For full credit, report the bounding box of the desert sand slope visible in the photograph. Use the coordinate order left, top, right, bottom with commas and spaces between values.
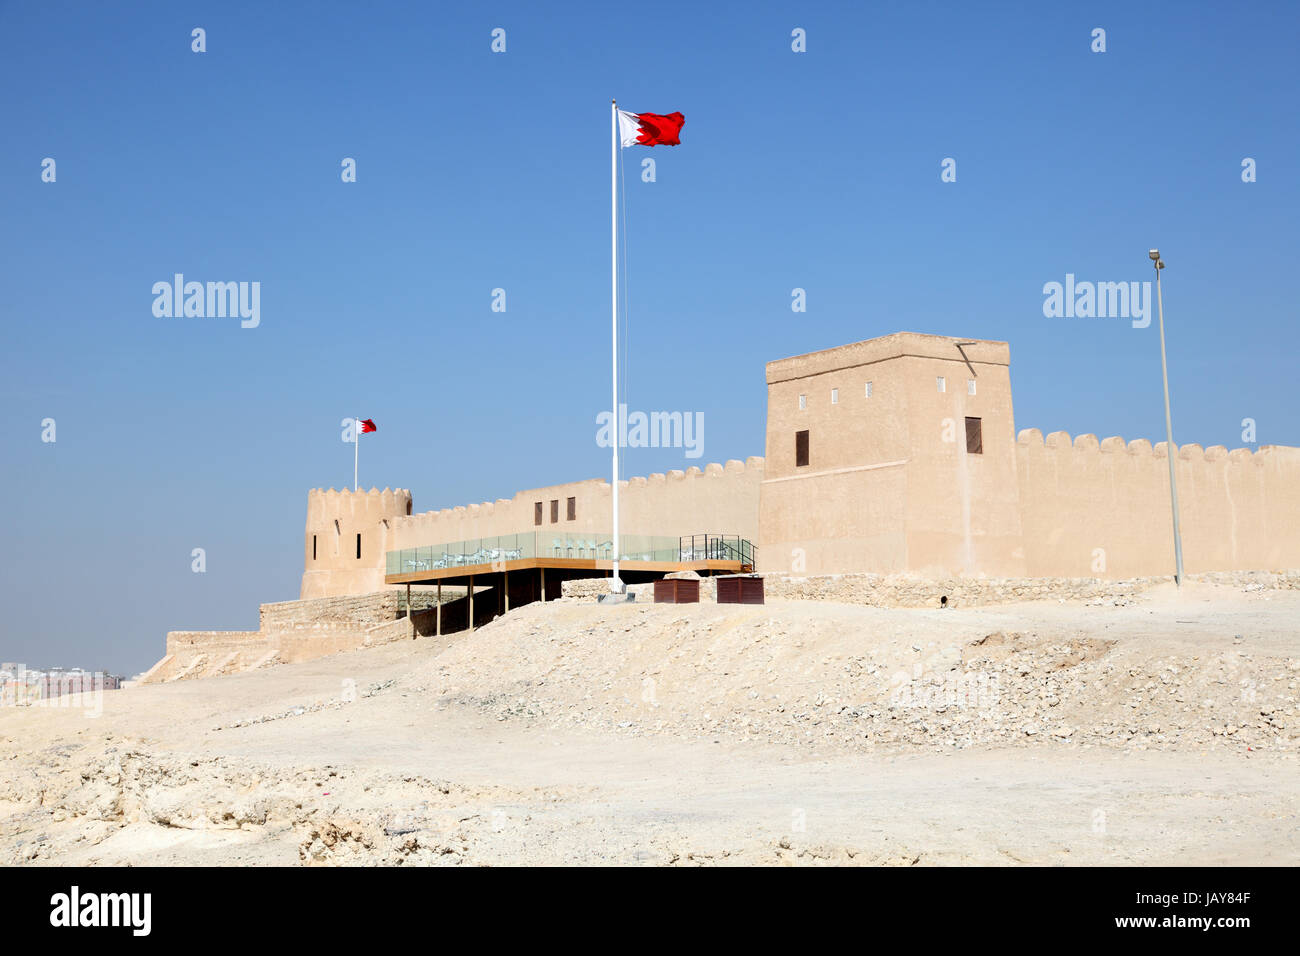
2, 582, 1296, 866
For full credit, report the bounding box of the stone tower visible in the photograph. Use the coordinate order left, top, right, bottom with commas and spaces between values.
758, 332, 1027, 577
300, 487, 412, 599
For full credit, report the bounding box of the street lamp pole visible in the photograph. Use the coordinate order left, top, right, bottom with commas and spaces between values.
1150, 249, 1185, 586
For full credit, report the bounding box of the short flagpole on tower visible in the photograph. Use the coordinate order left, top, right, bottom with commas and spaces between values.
354, 416, 360, 491
610, 97, 623, 594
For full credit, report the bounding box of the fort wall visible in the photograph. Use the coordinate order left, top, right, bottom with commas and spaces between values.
152, 330, 1300, 685
146, 589, 453, 684
757, 331, 1300, 580
300, 488, 411, 599
301, 463, 763, 600
1016, 430, 1300, 578
759, 333, 1024, 577
387, 458, 764, 554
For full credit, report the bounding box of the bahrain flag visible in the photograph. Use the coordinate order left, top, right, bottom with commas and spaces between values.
617, 110, 685, 147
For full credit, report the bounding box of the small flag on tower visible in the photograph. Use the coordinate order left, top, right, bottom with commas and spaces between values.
617, 110, 685, 147
352, 417, 376, 490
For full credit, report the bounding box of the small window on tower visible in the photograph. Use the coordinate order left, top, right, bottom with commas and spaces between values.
831, 388, 839, 405
550, 499, 559, 523
567, 496, 576, 520
795, 429, 809, 467
937, 376, 946, 393
968, 379, 977, 396
356, 533, 362, 559
312, 535, 317, 560
535, 502, 543, 526
798, 394, 806, 410
865, 381, 873, 398
965, 417, 983, 454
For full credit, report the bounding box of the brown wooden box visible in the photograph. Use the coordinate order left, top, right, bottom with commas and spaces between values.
654, 578, 700, 604
716, 575, 765, 605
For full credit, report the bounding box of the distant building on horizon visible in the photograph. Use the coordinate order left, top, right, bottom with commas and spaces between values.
1, 663, 123, 705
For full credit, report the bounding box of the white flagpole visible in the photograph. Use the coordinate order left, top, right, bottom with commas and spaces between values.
354, 417, 359, 491
610, 98, 623, 593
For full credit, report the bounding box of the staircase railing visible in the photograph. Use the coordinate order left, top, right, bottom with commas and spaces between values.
678, 534, 756, 570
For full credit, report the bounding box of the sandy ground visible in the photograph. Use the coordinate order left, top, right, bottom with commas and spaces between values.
2, 581, 1297, 865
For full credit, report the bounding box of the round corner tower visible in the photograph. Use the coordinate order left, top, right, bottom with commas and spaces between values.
300, 487, 413, 599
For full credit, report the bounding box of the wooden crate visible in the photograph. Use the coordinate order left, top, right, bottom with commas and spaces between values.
716, 575, 765, 605
654, 578, 700, 604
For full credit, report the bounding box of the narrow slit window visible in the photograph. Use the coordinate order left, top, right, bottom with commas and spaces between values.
550, 499, 559, 523
356, 533, 362, 559
967, 379, 977, 396
795, 429, 809, 467
937, 376, 946, 393
865, 381, 873, 398
567, 496, 576, 520
831, 387, 839, 405
312, 535, 317, 560
535, 501, 543, 526
965, 417, 983, 454
798, 394, 806, 410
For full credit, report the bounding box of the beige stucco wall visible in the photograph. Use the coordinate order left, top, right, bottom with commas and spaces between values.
900, 349, 1026, 578
300, 488, 411, 599
302, 462, 764, 599
759, 335, 910, 575
386, 458, 762, 555
1017, 430, 1300, 577
147, 591, 454, 683
757, 330, 1300, 579
758, 332, 1025, 577
300, 332, 1300, 595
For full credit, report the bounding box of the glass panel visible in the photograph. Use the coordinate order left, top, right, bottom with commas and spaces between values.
388, 531, 754, 574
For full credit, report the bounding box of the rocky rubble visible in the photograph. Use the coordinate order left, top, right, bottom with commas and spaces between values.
561, 569, 1300, 608
427, 597, 1300, 757
564, 572, 1300, 608
0, 745, 531, 866
213, 679, 397, 730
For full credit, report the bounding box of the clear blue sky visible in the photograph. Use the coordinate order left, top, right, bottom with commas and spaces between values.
3, 1, 1297, 674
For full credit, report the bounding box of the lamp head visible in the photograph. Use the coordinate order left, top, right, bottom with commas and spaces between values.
1148, 249, 1160, 261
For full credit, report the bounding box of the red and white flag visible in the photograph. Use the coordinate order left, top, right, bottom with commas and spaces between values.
617, 110, 685, 147
351, 418, 376, 490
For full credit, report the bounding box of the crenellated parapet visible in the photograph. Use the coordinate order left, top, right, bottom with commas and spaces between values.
1016, 428, 1288, 466
301, 487, 413, 599
379, 458, 766, 560
307, 486, 413, 523
1015, 427, 1300, 577
398, 458, 765, 523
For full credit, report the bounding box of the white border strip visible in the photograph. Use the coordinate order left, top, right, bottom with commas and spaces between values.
762, 459, 909, 484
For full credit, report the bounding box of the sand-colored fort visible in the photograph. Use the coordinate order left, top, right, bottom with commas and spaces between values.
308, 331, 1300, 589
143, 331, 1300, 682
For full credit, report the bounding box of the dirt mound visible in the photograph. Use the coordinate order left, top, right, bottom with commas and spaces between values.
3, 584, 1297, 866
417, 598, 1298, 755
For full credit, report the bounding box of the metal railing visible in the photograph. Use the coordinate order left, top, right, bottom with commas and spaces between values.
678, 534, 756, 569
387, 532, 756, 575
